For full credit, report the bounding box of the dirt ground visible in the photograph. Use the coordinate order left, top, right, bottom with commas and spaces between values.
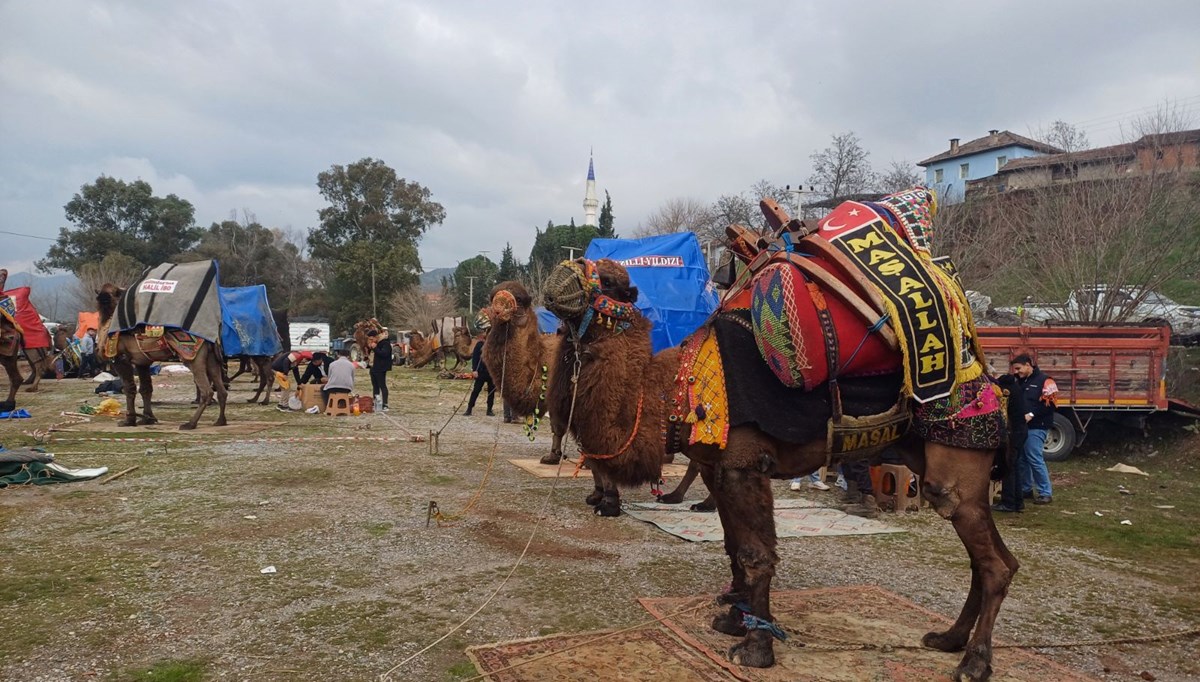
1, 368, 1198, 681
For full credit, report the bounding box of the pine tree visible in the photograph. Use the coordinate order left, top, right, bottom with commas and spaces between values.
497, 242, 521, 281
598, 190, 616, 238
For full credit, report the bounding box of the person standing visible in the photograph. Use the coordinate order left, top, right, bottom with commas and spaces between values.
464, 334, 495, 416
1011, 354, 1057, 504
992, 370, 1028, 513
78, 328, 97, 378
367, 329, 392, 411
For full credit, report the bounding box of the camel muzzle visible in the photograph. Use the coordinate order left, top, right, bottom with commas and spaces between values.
543, 261, 590, 320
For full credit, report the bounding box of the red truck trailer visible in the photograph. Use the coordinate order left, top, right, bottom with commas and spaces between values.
975, 324, 1196, 461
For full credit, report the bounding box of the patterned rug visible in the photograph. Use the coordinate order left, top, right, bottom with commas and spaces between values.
466, 627, 731, 681
639, 586, 1096, 682
506, 458, 691, 479
622, 498, 903, 542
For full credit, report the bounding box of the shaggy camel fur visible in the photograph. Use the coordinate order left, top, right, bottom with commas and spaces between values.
543, 259, 1016, 681
0, 270, 22, 410
96, 283, 229, 430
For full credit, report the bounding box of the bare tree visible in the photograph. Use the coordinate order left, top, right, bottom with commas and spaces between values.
387, 285, 456, 330
1031, 120, 1089, 153
633, 197, 716, 239
942, 173, 1200, 320
70, 252, 145, 314
1121, 98, 1196, 140
877, 160, 924, 194
808, 131, 876, 200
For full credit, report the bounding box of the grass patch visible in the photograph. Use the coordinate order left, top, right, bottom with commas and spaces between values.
446, 660, 478, 680
364, 521, 394, 537
116, 658, 207, 682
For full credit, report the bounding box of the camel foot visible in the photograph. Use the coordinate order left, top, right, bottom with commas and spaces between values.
24, 385, 39, 393
656, 490, 685, 504
711, 609, 748, 637
213, 418, 228, 427
663, 452, 675, 464
539, 452, 563, 465
922, 629, 969, 653
246, 397, 259, 403
690, 496, 716, 512
179, 423, 197, 431
953, 645, 993, 682
120, 420, 138, 427
729, 636, 775, 668
136, 416, 158, 426
585, 487, 604, 506
260, 399, 271, 406
594, 497, 621, 517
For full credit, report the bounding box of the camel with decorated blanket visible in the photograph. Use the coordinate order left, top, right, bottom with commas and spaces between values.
96, 260, 229, 430
525, 188, 1015, 681
0, 270, 24, 411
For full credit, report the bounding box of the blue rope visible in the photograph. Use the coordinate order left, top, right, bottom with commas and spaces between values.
839, 313, 891, 375
733, 601, 788, 641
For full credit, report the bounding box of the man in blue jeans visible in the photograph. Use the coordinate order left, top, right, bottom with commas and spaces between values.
1011, 354, 1057, 504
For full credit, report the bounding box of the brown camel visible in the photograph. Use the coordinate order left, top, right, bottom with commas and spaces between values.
353, 318, 383, 367
407, 326, 473, 370
96, 283, 229, 430
479, 282, 567, 466
406, 330, 437, 368
228, 308, 290, 405
541, 257, 1015, 680
0, 270, 22, 411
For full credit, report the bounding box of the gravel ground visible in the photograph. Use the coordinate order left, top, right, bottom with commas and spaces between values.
0, 369, 1197, 681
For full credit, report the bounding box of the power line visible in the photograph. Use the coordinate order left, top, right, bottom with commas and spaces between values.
0, 228, 56, 241
1068, 94, 1200, 127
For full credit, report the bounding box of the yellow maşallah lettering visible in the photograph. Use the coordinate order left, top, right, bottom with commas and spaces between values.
898, 276, 924, 295
879, 260, 906, 277
920, 352, 947, 374
906, 290, 934, 309
847, 230, 884, 253
868, 249, 896, 266
920, 334, 946, 353
915, 310, 938, 330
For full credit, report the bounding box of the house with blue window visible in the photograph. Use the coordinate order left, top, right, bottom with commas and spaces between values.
918, 130, 1062, 204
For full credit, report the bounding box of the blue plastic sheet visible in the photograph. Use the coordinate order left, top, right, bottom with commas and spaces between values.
584, 233, 718, 353
219, 285, 283, 357
534, 307, 561, 334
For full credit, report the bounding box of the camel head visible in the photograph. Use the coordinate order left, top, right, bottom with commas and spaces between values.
96, 283, 125, 323
543, 258, 639, 330
482, 280, 534, 326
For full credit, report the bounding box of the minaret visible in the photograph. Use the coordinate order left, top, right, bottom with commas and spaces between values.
582, 152, 598, 227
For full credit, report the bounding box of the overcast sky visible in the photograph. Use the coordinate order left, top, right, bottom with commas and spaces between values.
3, 0, 1199, 275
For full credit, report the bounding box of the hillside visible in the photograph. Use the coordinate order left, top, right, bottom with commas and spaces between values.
1, 270, 78, 321
418, 267, 454, 293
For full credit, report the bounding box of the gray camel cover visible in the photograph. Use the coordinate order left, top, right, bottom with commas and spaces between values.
116, 260, 222, 343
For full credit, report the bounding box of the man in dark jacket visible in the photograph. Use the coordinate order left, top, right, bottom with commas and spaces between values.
367, 330, 392, 411
1011, 353, 1057, 504
993, 370, 1028, 513
464, 334, 494, 416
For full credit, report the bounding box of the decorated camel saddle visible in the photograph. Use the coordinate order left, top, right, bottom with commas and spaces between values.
671, 187, 1004, 459
0, 293, 21, 356
100, 260, 223, 362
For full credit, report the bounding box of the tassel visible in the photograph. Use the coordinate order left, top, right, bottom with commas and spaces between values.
685, 411, 698, 424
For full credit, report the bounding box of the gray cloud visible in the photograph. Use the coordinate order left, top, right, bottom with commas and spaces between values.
3, 0, 1198, 274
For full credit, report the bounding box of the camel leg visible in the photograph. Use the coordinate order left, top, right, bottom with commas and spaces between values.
714, 464, 779, 669
2, 356, 21, 408
181, 348, 214, 430
540, 411, 565, 465
210, 353, 229, 426
657, 459, 698, 504
256, 357, 275, 405
228, 357, 248, 382
22, 350, 45, 391
708, 463, 751, 638
595, 473, 622, 517
585, 467, 604, 507
920, 443, 1017, 682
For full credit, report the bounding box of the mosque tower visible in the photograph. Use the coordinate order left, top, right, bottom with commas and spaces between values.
582, 152, 598, 227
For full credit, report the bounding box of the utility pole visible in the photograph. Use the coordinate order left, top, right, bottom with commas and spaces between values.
785, 184, 818, 219
371, 262, 377, 319
465, 276, 478, 315
561, 245, 583, 261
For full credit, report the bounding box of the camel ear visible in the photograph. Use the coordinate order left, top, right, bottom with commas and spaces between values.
116, 287, 125, 298
96, 289, 103, 296
627, 286, 639, 302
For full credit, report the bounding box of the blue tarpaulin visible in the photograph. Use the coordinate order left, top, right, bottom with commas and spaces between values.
534, 307, 561, 334
219, 285, 282, 357
584, 233, 718, 353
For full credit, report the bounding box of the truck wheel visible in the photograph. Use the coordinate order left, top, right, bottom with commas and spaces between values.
1042, 413, 1077, 462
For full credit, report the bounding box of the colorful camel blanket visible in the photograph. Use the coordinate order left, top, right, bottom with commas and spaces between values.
816, 189, 984, 403
116, 260, 222, 344
0, 286, 50, 349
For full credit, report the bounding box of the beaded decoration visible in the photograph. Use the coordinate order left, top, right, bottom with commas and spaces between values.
523, 364, 549, 442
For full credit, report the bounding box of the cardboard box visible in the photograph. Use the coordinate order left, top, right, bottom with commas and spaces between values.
297, 384, 324, 411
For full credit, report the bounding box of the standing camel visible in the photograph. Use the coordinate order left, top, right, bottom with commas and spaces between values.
96, 283, 229, 430
227, 308, 290, 404
0, 270, 22, 411
540, 251, 1014, 680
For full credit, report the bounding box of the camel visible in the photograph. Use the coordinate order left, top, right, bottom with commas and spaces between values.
353, 318, 383, 367
407, 326, 473, 369
540, 255, 1015, 680
227, 308, 290, 404
0, 270, 22, 411
96, 283, 229, 430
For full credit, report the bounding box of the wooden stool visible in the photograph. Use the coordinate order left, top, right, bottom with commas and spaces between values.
874, 463, 921, 513
325, 393, 353, 417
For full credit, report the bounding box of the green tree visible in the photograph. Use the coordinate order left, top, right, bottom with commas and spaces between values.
180, 216, 308, 307
306, 158, 445, 329
452, 255, 500, 312
528, 222, 600, 277
598, 190, 616, 238
497, 242, 522, 282
38, 176, 201, 273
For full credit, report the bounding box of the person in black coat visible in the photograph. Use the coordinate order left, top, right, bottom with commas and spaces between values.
464, 335, 494, 416
367, 330, 393, 411
1012, 353, 1057, 504
993, 369, 1028, 513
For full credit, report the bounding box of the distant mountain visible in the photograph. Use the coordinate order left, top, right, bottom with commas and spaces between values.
1, 271, 79, 321
419, 267, 455, 293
